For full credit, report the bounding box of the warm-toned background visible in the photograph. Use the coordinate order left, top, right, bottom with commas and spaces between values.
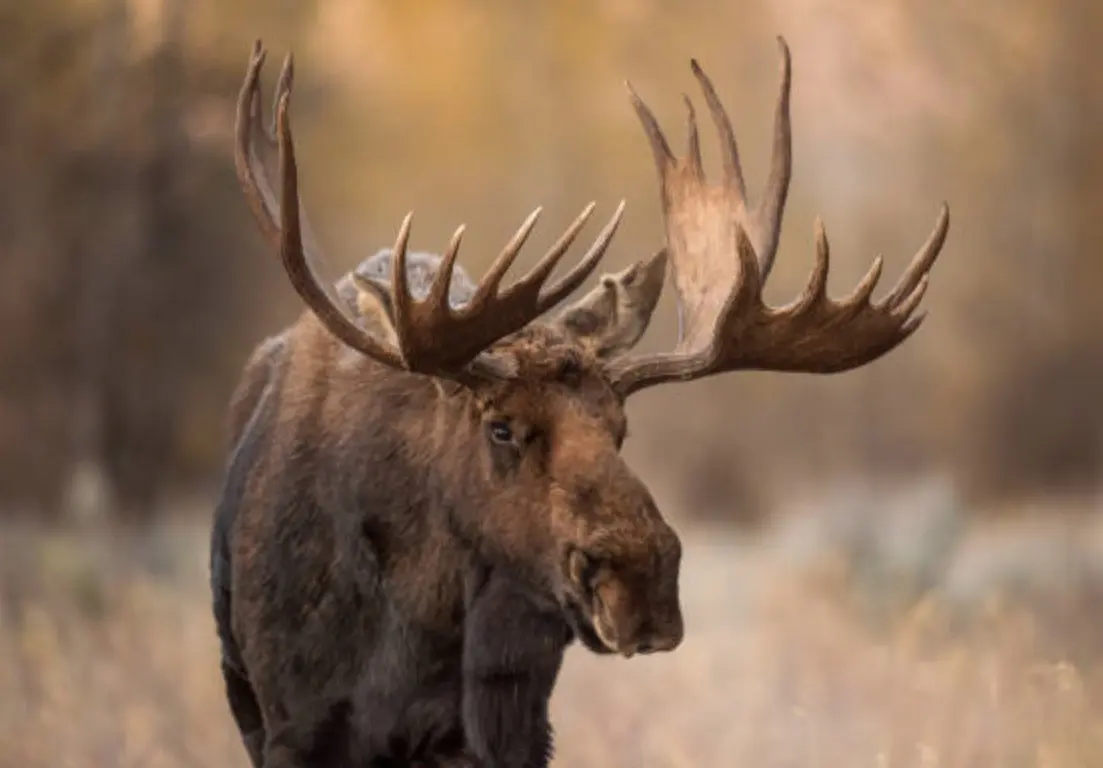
4, 1, 1103, 766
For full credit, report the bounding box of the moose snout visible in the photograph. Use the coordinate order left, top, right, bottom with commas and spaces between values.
614, 589, 685, 658
618, 620, 684, 658
638, 620, 684, 654
639, 521, 685, 655
589, 570, 685, 658
635, 604, 685, 655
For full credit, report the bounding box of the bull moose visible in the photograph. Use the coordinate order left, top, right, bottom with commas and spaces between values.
211, 36, 949, 768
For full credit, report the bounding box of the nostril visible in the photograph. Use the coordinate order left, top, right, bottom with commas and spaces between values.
636, 640, 654, 654
647, 628, 683, 653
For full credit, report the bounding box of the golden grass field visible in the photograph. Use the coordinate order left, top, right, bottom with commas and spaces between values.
4, 497, 1103, 768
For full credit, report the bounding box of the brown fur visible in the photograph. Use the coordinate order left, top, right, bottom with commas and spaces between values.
211, 253, 681, 767
225, 332, 287, 453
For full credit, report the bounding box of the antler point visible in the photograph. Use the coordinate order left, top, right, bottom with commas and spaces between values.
902, 311, 927, 335
248, 43, 267, 74
275, 91, 292, 132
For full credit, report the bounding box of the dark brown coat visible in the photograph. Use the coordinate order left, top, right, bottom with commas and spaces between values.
211, 250, 679, 768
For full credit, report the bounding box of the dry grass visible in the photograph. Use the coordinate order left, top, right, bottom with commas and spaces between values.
3, 510, 1103, 768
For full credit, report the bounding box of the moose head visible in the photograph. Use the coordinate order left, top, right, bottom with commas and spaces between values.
232, 38, 948, 658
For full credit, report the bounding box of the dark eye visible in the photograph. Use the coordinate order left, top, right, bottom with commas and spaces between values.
488, 421, 513, 444
568, 548, 600, 588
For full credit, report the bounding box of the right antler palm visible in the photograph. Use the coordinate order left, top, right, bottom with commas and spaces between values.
605, 37, 950, 397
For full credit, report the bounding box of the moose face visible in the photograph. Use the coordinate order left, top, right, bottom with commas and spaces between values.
462, 325, 684, 657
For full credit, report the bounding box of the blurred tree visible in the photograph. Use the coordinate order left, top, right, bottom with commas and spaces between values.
0, 0, 264, 519
936, 0, 1103, 504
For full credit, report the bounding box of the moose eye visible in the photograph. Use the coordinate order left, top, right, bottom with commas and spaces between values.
488, 421, 513, 444
568, 548, 601, 589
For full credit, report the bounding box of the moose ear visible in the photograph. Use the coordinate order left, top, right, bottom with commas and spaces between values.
351, 273, 398, 346
553, 249, 667, 359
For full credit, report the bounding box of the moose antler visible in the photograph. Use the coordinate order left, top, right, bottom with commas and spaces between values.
234, 42, 330, 267
235, 41, 625, 380
605, 37, 950, 396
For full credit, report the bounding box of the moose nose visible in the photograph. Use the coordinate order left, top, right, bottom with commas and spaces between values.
637, 634, 681, 654
635, 620, 684, 655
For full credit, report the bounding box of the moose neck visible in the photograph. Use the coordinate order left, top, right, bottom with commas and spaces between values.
330, 361, 492, 516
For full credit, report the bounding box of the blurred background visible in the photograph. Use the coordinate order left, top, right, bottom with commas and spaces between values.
4, 0, 1103, 766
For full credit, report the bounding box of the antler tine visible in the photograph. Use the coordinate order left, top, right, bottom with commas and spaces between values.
894, 274, 930, 320
538, 200, 627, 312
384, 200, 624, 373
626, 81, 676, 186
235, 42, 329, 270
387, 212, 418, 364
463, 200, 623, 315
756, 36, 794, 277
273, 74, 405, 369
689, 40, 792, 278
240, 42, 626, 382
882, 202, 950, 308
427, 224, 467, 312
689, 58, 747, 202
682, 96, 704, 182
271, 52, 295, 142
234, 41, 280, 248
839, 254, 884, 316
516, 202, 597, 287
787, 217, 831, 315
241, 40, 284, 148
604, 37, 950, 397
470, 207, 544, 307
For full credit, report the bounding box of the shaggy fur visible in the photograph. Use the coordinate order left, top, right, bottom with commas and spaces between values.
211, 251, 680, 767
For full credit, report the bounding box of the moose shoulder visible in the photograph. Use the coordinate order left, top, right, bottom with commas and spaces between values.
212, 36, 949, 768
212, 245, 665, 767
